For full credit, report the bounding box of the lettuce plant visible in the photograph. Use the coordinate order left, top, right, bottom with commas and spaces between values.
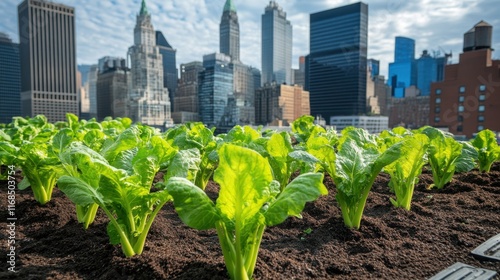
333, 128, 402, 229
385, 134, 429, 210
57, 127, 176, 257
418, 126, 477, 189
165, 144, 327, 280
163, 122, 218, 190
471, 129, 500, 172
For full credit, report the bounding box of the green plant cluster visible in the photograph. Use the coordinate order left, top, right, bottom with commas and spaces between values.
1, 114, 498, 280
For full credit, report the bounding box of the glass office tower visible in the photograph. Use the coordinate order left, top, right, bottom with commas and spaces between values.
156, 31, 178, 111
261, 1, 292, 85
388, 36, 416, 98
307, 2, 368, 122
0, 34, 21, 124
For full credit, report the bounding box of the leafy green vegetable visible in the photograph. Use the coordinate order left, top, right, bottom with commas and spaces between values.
418, 126, 477, 189
385, 134, 429, 210
333, 128, 401, 229
471, 129, 500, 172
165, 144, 327, 280
57, 127, 176, 257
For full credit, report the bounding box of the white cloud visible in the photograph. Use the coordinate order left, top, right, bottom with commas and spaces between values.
0, 0, 499, 78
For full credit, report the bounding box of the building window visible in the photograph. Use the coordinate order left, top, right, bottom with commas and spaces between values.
459, 86, 465, 93
435, 107, 440, 113
435, 89, 442, 95
459, 96, 465, 102
478, 125, 484, 131
435, 97, 441, 104
434, 117, 440, 123
458, 105, 464, 112
457, 125, 463, 132
478, 115, 484, 122
458, 115, 463, 122
479, 105, 485, 112
479, 94, 486, 101
479, 85, 486, 92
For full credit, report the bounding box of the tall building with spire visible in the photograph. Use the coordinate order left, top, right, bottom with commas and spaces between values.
128, 0, 172, 127
18, 0, 78, 122
220, 0, 240, 62
261, 1, 292, 85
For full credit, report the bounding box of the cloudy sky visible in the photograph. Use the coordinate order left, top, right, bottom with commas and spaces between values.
0, 0, 499, 78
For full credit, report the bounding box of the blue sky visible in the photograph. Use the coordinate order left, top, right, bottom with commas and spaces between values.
0, 0, 499, 78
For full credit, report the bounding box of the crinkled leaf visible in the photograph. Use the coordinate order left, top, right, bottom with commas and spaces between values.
455, 141, 478, 172
265, 173, 327, 226
165, 149, 201, 183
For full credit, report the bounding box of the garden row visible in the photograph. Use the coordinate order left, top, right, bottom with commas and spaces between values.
1, 114, 499, 280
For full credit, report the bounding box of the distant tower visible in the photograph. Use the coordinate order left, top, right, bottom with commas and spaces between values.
388, 37, 416, 98
156, 31, 178, 111
220, 0, 240, 62
128, 0, 172, 127
198, 53, 233, 127
0, 33, 21, 124
18, 0, 78, 122
96, 57, 129, 121
261, 1, 292, 85
307, 2, 368, 122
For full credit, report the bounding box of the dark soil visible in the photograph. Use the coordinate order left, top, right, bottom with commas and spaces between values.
1, 164, 500, 280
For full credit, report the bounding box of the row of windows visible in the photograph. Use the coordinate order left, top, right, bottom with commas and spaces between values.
34, 93, 77, 101
434, 115, 485, 123
435, 94, 487, 104
435, 85, 486, 95
434, 117, 485, 132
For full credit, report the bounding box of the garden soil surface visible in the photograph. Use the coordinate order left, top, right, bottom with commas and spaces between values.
1, 164, 500, 280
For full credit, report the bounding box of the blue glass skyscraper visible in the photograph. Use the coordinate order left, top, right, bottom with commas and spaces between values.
416, 50, 437, 96
307, 2, 368, 122
0, 33, 21, 124
198, 53, 233, 127
261, 1, 292, 85
388, 36, 416, 98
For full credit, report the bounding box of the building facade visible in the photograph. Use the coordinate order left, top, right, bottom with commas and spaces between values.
307, 2, 368, 123
388, 36, 416, 98
261, 1, 292, 85
0, 33, 21, 124
96, 57, 129, 121
128, 0, 172, 127
156, 31, 178, 111
172, 61, 203, 123
255, 83, 310, 126
220, 0, 239, 62
18, 0, 78, 122
430, 21, 499, 138
330, 116, 388, 134
87, 64, 98, 118
198, 53, 233, 127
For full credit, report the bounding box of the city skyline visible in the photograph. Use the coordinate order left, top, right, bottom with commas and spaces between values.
0, 0, 499, 78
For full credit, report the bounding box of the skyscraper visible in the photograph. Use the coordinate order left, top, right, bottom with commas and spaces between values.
128, 0, 172, 127
220, 0, 239, 62
96, 57, 129, 121
18, 0, 78, 122
198, 53, 233, 127
307, 2, 368, 122
0, 33, 21, 124
172, 61, 203, 123
261, 1, 292, 85
388, 37, 416, 98
156, 31, 178, 111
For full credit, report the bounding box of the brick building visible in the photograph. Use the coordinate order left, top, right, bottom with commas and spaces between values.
430, 21, 500, 138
